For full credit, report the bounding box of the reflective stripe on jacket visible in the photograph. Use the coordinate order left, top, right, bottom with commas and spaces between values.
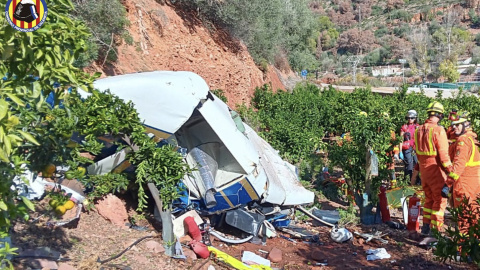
414, 119, 452, 168
448, 131, 480, 181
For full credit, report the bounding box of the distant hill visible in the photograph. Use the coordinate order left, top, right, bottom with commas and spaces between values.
312, 0, 480, 85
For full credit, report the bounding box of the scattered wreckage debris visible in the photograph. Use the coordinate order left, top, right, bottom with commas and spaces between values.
298, 206, 335, 227
366, 248, 391, 261
79, 71, 322, 251
331, 226, 353, 243
10, 71, 405, 269
354, 231, 389, 245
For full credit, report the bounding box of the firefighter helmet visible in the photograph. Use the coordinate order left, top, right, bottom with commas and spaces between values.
426, 101, 444, 114
448, 109, 458, 121
451, 111, 470, 125
406, 110, 417, 119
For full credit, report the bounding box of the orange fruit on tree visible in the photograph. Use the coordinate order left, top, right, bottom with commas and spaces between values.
63, 200, 75, 210
55, 205, 67, 216
42, 164, 56, 178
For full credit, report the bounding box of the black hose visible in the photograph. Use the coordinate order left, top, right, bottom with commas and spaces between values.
12, 255, 71, 261
100, 264, 133, 270
97, 235, 158, 264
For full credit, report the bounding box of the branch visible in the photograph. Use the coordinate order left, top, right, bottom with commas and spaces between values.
89, 30, 119, 65
102, 33, 115, 67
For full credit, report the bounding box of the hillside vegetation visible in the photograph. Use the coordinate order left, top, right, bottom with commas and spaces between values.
68, 0, 480, 89
159, 0, 480, 85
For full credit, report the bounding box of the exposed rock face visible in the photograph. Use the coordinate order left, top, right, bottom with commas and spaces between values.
88, 0, 288, 108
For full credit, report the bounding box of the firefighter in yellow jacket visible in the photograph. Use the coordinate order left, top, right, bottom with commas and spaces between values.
415, 101, 452, 234
445, 111, 480, 236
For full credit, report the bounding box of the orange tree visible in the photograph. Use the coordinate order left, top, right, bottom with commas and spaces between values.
0, 0, 97, 266
247, 83, 473, 224
0, 0, 190, 266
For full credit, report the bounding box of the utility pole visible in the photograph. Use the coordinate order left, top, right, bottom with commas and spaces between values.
344, 55, 362, 85
399, 59, 406, 84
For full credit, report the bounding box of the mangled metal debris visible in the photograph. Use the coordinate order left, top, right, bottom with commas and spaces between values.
82, 71, 316, 243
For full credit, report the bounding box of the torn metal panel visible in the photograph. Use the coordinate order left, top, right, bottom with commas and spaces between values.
196, 95, 259, 177
87, 148, 131, 175
244, 124, 314, 206
82, 71, 312, 218
90, 71, 210, 135
202, 177, 260, 214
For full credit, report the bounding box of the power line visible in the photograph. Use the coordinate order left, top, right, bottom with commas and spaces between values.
344, 55, 363, 85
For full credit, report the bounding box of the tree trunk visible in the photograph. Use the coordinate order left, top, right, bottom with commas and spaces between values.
148, 183, 175, 256
355, 193, 379, 225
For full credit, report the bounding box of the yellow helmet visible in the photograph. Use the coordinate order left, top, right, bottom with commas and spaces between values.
426, 101, 444, 114
451, 111, 470, 125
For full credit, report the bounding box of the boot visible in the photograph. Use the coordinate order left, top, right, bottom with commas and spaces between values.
421, 223, 431, 236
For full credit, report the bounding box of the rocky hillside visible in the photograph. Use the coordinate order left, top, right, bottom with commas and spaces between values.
87, 0, 289, 108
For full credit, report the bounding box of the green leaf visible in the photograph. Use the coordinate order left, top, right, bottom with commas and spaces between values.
17, 130, 40, 145
7, 134, 22, 144
0, 200, 7, 211
20, 40, 26, 58
35, 49, 44, 60
3, 135, 11, 155
27, 32, 33, 45
35, 64, 44, 78
32, 81, 41, 98
45, 54, 53, 65
36, 94, 45, 111
21, 196, 35, 211
0, 99, 8, 121
0, 147, 8, 162
5, 93, 25, 107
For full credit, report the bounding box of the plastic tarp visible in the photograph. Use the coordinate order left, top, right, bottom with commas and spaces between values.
90, 71, 210, 134
386, 186, 422, 208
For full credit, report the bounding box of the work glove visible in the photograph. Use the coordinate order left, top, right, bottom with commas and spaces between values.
444, 165, 453, 174
441, 184, 450, 198
446, 176, 455, 187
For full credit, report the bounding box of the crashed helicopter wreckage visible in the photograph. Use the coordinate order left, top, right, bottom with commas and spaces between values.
80, 71, 315, 241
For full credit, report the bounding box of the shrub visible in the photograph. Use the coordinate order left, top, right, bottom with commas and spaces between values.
73, 37, 99, 68
338, 204, 359, 226
434, 197, 480, 265
393, 24, 410, 38
172, 0, 320, 71
465, 66, 476, 75
375, 27, 389, 38
289, 50, 320, 72
475, 33, 480, 46
371, 5, 384, 16
470, 9, 480, 28
390, 10, 412, 22
211, 89, 228, 103
72, 0, 130, 66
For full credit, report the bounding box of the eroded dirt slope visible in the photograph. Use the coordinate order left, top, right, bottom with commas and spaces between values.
88, 0, 288, 108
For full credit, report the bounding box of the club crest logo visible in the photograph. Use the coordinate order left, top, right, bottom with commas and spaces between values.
5, 0, 48, 32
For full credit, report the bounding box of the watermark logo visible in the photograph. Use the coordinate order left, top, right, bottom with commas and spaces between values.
5, 0, 48, 32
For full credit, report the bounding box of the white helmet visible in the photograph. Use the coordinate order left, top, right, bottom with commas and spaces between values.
406, 110, 417, 118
